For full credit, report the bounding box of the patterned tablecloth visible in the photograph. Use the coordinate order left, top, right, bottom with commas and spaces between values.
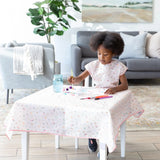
4, 86, 144, 152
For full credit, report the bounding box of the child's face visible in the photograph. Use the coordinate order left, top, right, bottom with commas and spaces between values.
97, 45, 114, 65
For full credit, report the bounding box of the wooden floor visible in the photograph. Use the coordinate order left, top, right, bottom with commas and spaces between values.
1, 130, 160, 160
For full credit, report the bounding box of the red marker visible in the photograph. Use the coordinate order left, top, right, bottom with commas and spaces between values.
80, 95, 113, 100
80, 97, 95, 100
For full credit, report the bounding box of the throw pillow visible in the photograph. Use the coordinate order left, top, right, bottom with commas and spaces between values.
146, 32, 160, 58
5, 42, 14, 48
11, 40, 19, 47
119, 32, 147, 59
4, 40, 18, 48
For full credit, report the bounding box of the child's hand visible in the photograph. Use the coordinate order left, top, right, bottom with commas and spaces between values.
104, 88, 117, 94
67, 76, 79, 84
68, 76, 74, 84
67, 70, 88, 85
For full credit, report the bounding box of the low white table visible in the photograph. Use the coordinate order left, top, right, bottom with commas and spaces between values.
5, 85, 143, 160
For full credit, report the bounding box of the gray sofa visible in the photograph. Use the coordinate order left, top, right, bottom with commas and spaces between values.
71, 31, 160, 79
0, 42, 55, 103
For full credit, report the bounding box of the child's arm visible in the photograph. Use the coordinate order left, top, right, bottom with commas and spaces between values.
104, 74, 128, 94
68, 70, 90, 84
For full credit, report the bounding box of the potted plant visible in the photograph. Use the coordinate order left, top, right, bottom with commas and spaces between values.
27, 0, 80, 74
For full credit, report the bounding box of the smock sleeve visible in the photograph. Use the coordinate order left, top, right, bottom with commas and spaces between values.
85, 60, 98, 77
119, 62, 128, 76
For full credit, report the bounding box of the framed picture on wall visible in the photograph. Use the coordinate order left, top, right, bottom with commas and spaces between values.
82, 0, 153, 23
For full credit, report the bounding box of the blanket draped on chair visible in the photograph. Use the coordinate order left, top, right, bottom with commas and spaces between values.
13, 44, 43, 80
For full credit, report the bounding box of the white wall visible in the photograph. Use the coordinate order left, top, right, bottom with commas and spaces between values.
0, 0, 160, 75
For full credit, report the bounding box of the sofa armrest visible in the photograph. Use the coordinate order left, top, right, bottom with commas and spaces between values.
71, 44, 82, 76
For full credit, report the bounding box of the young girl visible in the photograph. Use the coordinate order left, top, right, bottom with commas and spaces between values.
68, 31, 128, 155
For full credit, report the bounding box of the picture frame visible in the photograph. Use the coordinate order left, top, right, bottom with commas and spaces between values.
82, 0, 153, 23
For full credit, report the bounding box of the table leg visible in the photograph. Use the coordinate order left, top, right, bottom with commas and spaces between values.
120, 121, 126, 157
6, 89, 9, 104
21, 132, 29, 160
55, 135, 60, 148
84, 76, 89, 87
99, 142, 107, 160
75, 138, 79, 149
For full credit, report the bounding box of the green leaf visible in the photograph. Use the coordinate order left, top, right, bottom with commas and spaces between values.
31, 18, 42, 26
44, 0, 51, 3
62, 26, 68, 31
56, 30, 64, 35
38, 30, 46, 36
60, 23, 69, 30
73, 2, 81, 12
49, 3, 59, 17
34, 2, 42, 7
62, 18, 69, 25
34, 0, 49, 7
58, 10, 63, 18
34, 27, 46, 36
33, 27, 40, 34
62, 5, 67, 11
67, 14, 76, 21
28, 8, 40, 16
71, 0, 79, 2
26, 12, 32, 16
46, 17, 54, 23
49, 30, 57, 36
38, 7, 44, 15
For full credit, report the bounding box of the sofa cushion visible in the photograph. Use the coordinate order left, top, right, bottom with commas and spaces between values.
126, 58, 160, 71
146, 32, 160, 58
119, 59, 127, 66
119, 32, 147, 59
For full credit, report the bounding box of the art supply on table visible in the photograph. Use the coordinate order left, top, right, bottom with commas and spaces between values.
95, 95, 113, 100
53, 74, 63, 93
63, 86, 73, 92
80, 95, 113, 100
80, 97, 95, 100
71, 69, 74, 87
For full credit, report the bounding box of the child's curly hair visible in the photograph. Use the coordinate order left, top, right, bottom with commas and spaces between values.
90, 31, 124, 56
